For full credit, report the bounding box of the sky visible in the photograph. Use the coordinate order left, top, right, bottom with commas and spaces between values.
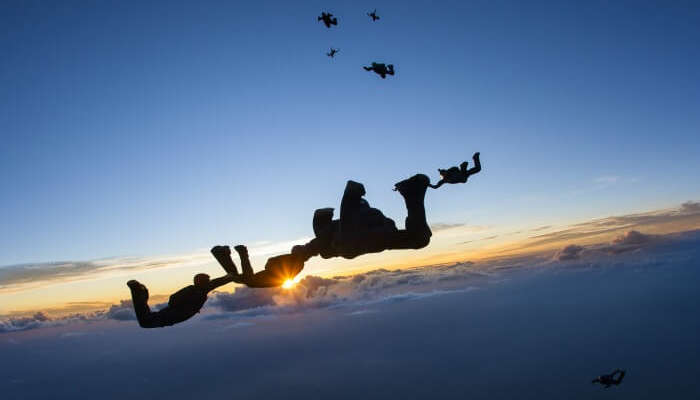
1, 0, 700, 314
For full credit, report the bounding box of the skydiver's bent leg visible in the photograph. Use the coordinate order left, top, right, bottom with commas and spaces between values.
234, 245, 254, 277
127, 280, 169, 328
388, 174, 432, 250
211, 246, 239, 275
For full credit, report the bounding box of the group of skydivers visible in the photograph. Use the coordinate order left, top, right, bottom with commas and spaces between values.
319, 9, 396, 79
125, 151, 625, 388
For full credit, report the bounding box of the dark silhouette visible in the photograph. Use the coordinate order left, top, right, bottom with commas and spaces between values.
363, 62, 395, 79
127, 273, 235, 328
318, 12, 338, 28
367, 9, 380, 21
429, 152, 482, 189
592, 369, 626, 388
211, 245, 307, 288
327, 48, 340, 58
211, 155, 482, 288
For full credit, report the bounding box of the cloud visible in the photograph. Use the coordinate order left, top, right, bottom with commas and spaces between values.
0, 311, 98, 333
598, 230, 658, 254
530, 225, 552, 232
523, 201, 700, 249
552, 230, 660, 261
430, 223, 465, 232
555, 244, 585, 261
104, 300, 136, 321
681, 201, 700, 213
4, 228, 700, 334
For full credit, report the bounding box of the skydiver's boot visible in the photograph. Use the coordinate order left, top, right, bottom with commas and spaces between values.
211, 246, 239, 276
387, 65, 395, 75
393, 174, 432, 249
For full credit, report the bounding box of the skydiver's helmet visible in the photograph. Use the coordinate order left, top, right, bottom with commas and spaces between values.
194, 273, 210, 288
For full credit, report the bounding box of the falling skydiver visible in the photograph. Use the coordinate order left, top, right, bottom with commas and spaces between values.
327, 48, 340, 58
592, 369, 626, 388
318, 12, 338, 28
429, 152, 481, 189
363, 62, 395, 79
211, 154, 482, 287
367, 9, 380, 21
127, 272, 236, 328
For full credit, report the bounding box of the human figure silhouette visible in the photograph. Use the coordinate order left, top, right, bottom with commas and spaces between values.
327, 48, 340, 58
363, 62, 395, 78
211, 245, 307, 288
429, 152, 482, 189
127, 272, 235, 328
211, 155, 482, 288
592, 369, 626, 388
367, 9, 380, 21
318, 12, 338, 28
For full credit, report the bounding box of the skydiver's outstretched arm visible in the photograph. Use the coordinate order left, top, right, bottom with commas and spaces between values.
466, 152, 481, 176
363, 66, 372, 71
206, 274, 237, 293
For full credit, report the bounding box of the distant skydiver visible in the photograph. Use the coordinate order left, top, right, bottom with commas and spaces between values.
363, 62, 394, 78
127, 273, 235, 328
428, 152, 482, 189
318, 12, 338, 28
592, 369, 626, 388
367, 9, 380, 21
327, 48, 340, 58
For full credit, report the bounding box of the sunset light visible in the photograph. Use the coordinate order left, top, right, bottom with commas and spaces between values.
281, 279, 296, 289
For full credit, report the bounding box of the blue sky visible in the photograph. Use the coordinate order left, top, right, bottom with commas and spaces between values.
2, 0, 699, 266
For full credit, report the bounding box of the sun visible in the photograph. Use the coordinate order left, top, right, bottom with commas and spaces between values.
281, 279, 296, 289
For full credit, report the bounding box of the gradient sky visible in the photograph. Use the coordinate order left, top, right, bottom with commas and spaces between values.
2, 1, 699, 271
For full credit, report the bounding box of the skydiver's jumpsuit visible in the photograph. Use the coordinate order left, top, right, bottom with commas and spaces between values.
128, 284, 208, 328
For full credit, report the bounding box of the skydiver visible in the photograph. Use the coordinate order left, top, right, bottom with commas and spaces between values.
592, 369, 626, 388
367, 9, 380, 21
126, 271, 236, 328
318, 12, 338, 28
327, 48, 340, 58
363, 62, 395, 79
428, 152, 482, 189
211, 245, 307, 288
211, 154, 482, 288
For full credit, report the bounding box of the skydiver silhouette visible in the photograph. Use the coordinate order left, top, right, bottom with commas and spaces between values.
211, 154, 482, 288
367, 9, 380, 21
318, 12, 338, 28
363, 62, 395, 79
127, 272, 235, 328
299, 173, 437, 260
327, 48, 340, 58
429, 152, 482, 189
592, 369, 626, 388
211, 245, 307, 288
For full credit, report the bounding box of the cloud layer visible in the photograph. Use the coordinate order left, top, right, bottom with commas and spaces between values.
6, 225, 699, 333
